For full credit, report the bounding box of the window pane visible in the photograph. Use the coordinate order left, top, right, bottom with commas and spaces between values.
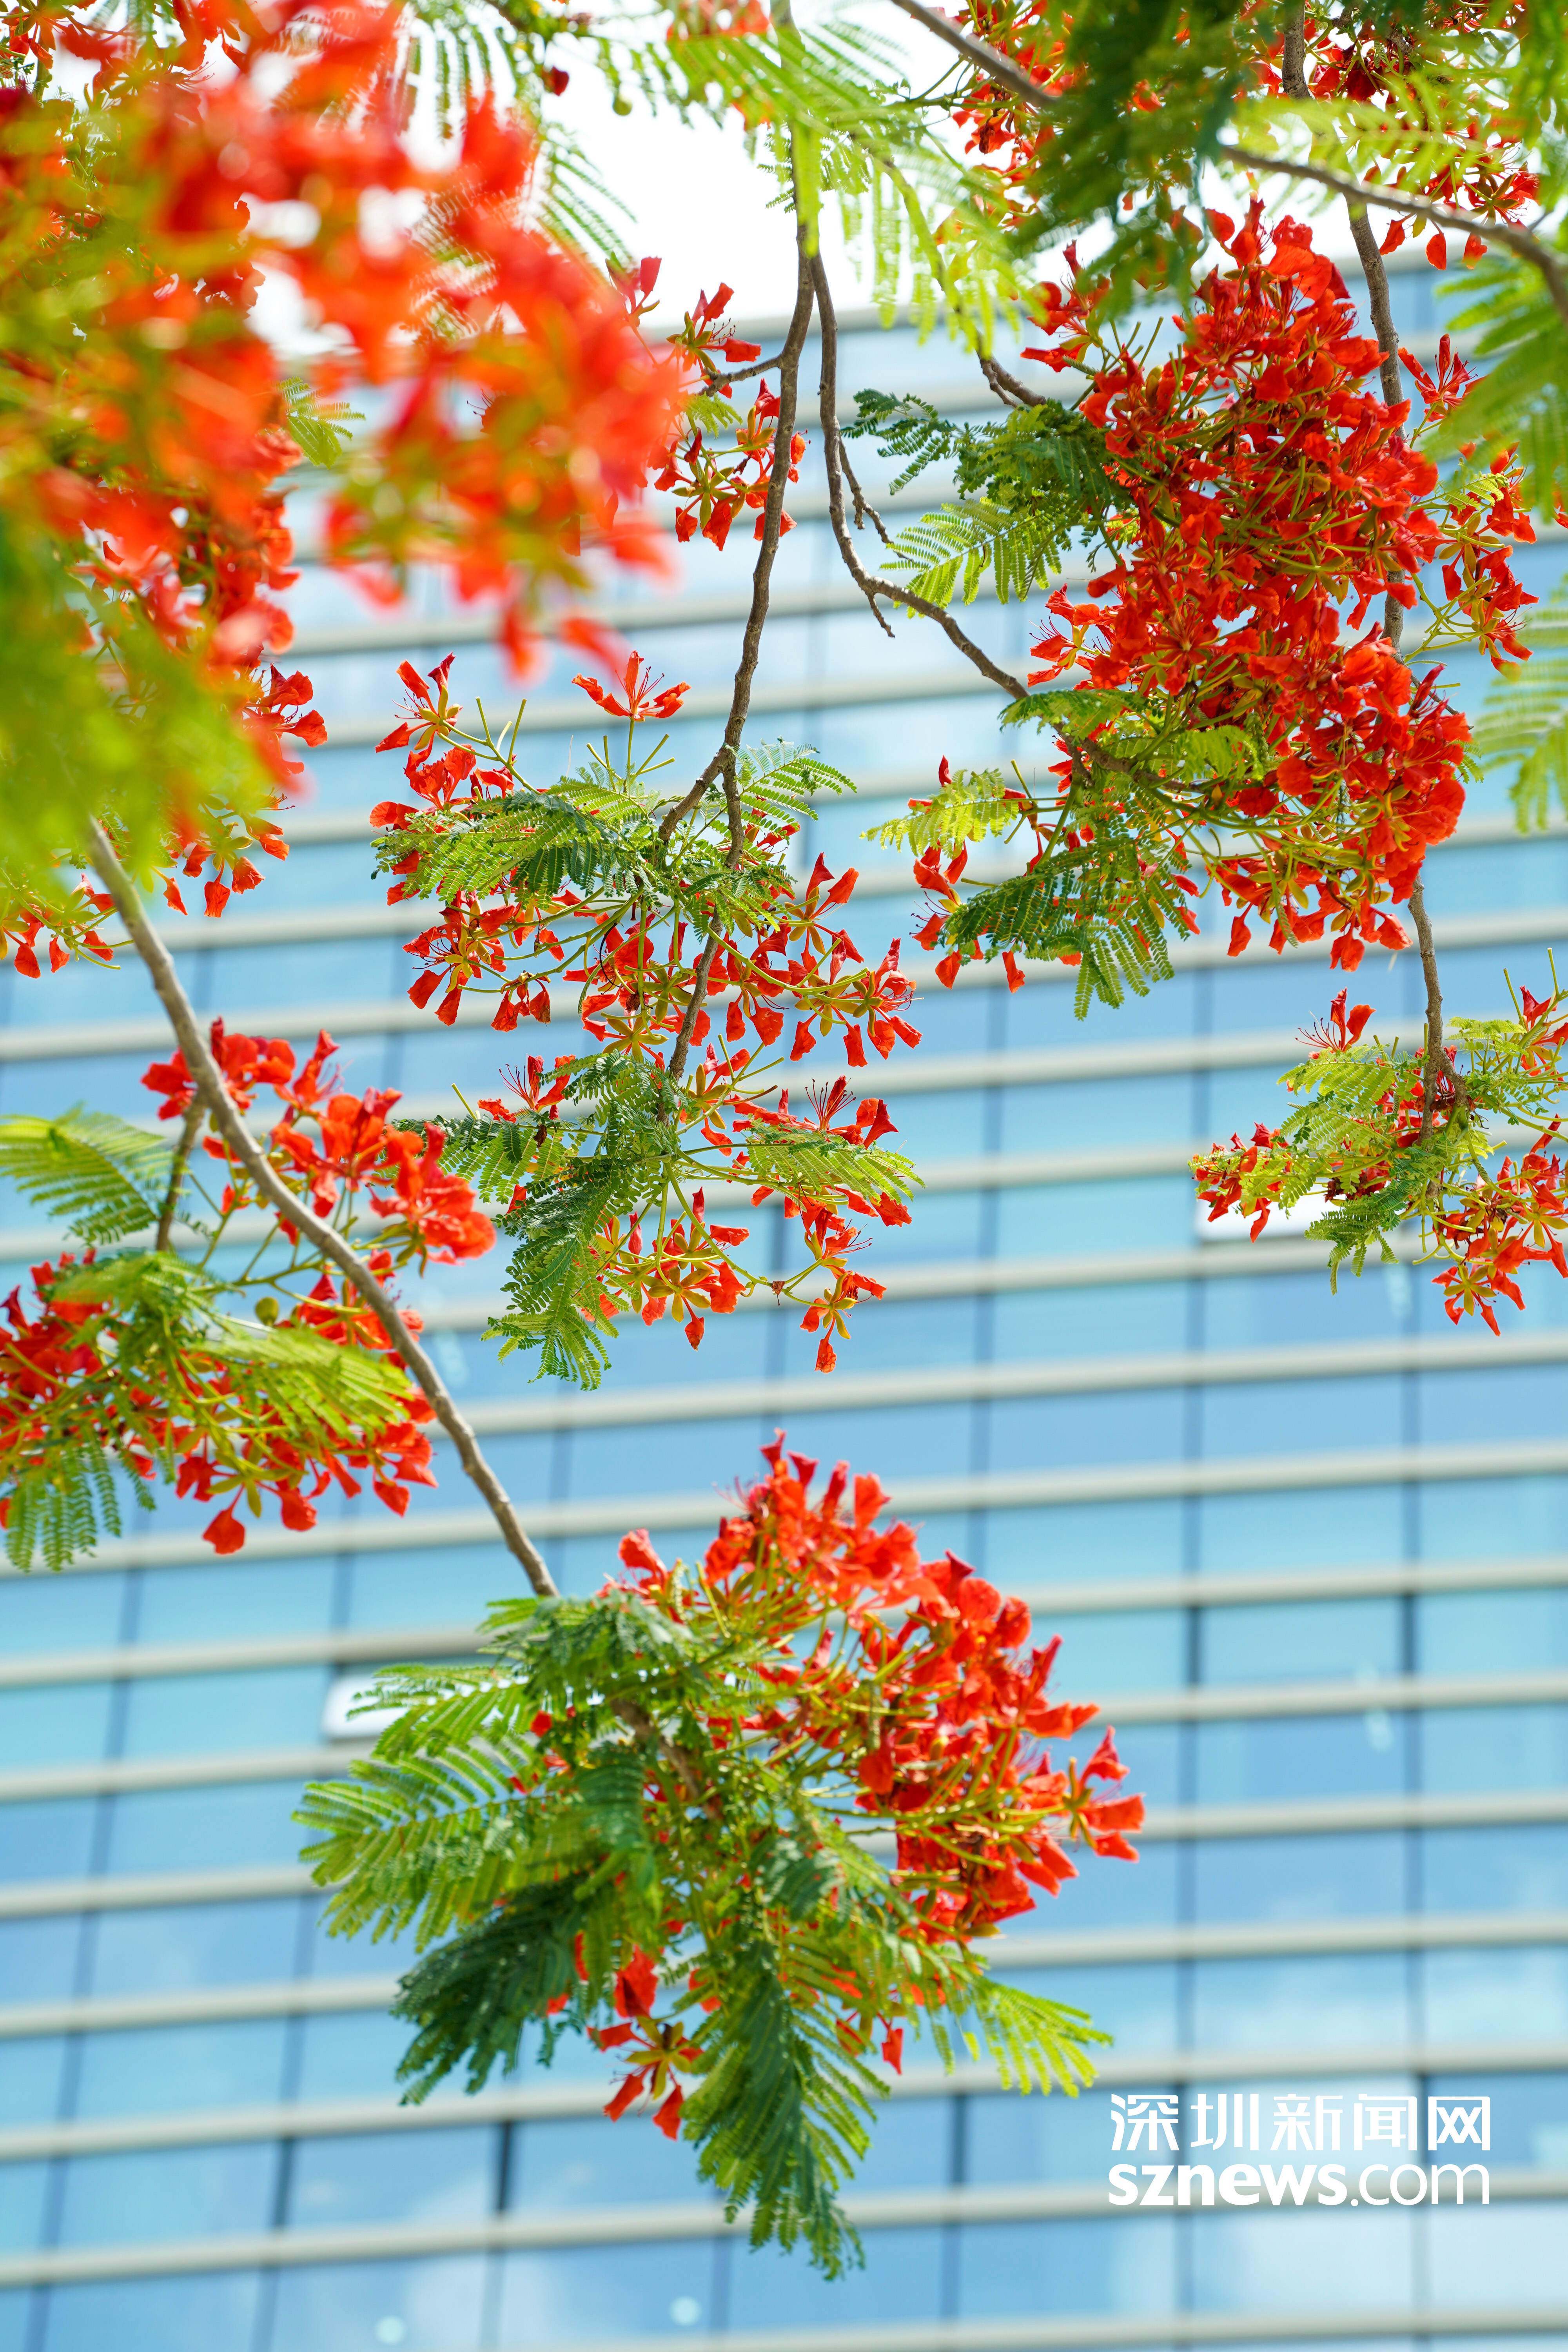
72, 2018, 287, 2116
0, 1683, 113, 1769
0, 2163, 47, 2254
992, 1388, 1184, 1472
497, 2241, 724, 2343
1420, 1944, 1568, 2042
508, 2114, 707, 2209
1198, 1485, 1404, 1572
1199, 1597, 1401, 1685
965, 2085, 1123, 2185
992, 1282, 1187, 1362
728, 2227, 942, 2332
136, 1558, 335, 1642
1417, 1704, 1568, 1793
986, 1501, 1183, 1585
120, 1667, 328, 1758
1426, 2069, 1568, 2167
55, 2143, 276, 2243
998, 1963, 1177, 2053
1421, 1823, 1568, 1913
346, 1544, 515, 1632
1186, 2205, 1415, 2312
955, 2217, 1176, 2316
1193, 1833, 1405, 1924
289, 2127, 497, 2226
1197, 1374, 1401, 1459
0, 1572, 125, 1653
1418, 1586, 1568, 1674
1194, 1714, 1406, 1804
87, 1899, 301, 1995
1046, 1610, 1185, 1697
266, 2257, 486, 2352
0, 1798, 94, 1882
0, 2036, 65, 2122
105, 1780, 305, 1872
1189, 1953, 1409, 2051
42, 2273, 262, 2352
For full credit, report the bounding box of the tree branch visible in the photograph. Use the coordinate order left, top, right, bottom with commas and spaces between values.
657, 225, 818, 850
978, 350, 1046, 410
884, 0, 1568, 328
86, 821, 558, 1602
810, 247, 1029, 700
155, 1095, 201, 1254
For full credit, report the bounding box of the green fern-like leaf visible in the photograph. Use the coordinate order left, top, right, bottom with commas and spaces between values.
0, 1109, 171, 1243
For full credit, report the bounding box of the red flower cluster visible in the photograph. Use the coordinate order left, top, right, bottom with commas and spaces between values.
144, 1024, 497, 1269
1023, 207, 1531, 969
1263, 3, 1537, 254
372, 658, 921, 1368
657, 283, 804, 548
3, 0, 683, 971
622, 1440, 1143, 1939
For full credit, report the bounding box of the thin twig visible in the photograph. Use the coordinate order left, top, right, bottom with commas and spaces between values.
155, 1096, 202, 1254
1295, 2, 1455, 1147
706, 347, 790, 390
657, 230, 818, 851
978, 351, 1046, 410
86, 820, 559, 1602
884, 0, 1568, 328
811, 248, 1029, 700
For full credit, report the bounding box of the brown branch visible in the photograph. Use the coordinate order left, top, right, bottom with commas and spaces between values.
1222, 145, 1568, 328
86, 820, 558, 1602
886, 0, 1060, 117
884, 0, 1568, 329
978, 351, 1046, 410
156, 1095, 202, 1253
657, 227, 818, 850
811, 248, 1029, 700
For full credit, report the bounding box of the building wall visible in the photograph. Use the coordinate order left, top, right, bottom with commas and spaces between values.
0, 272, 1565, 2349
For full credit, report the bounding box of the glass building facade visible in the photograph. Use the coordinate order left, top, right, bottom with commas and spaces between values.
0, 263, 1566, 2347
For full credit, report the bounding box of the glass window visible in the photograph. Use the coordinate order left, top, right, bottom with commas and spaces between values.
996, 1176, 1192, 1260
1199, 1597, 1401, 1684
955, 2216, 1176, 2316
41, 2272, 262, 2352
265, 2256, 486, 2352
0, 2162, 47, 2254
0, 1572, 126, 1653
0, 1920, 80, 2004
1194, 1713, 1406, 1805
1418, 1586, 1568, 1674
1421, 1822, 1568, 1913
1099, 1722, 1180, 1809
509, 2114, 708, 2209
763, 1402, 973, 1483
87, 1898, 301, 1994
1203, 1261, 1410, 1355
497, 2241, 724, 2343
1193, 1833, 1406, 1924
135, 1558, 336, 1642
290, 2126, 497, 2226
564, 1416, 762, 1501
594, 1308, 771, 1390
1004, 971, 1198, 1047
1420, 1943, 1568, 2043
293, 2009, 432, 2104
965, 2085, 1123, 2184
885, 1087, 990, 1160
1189, 1953, 1409, 2051
72, 2017, 288, 2116
105, 1780, 306, 1872
346, 1544, 517, 1632
989, 1388, 1185, 1472
999, 1072, 1195, 1153
0, 2036, 64, 2123
54, 2141, 277, 2243
850, 2096, 952, 2192
1197, 1484, 1404, 1572
0, 1682, 113, 1769
1417, 1703, 1568, 1793
985, 1500, 1183, 1585
0, 1797, 94, 1882
1426, 2198, 1568, 2308
992, 1281, 1188, 1362
1046, 1609, 1185, 1697
1417, 1361, 1568, 1445
774, 1294, 980, 1377
1416, 1472, 1568, 1560
1196, 1372, 1402, 1459
728, 2227, 942, 2332
1185, 2204, 1415, 2312
120, 1666, 328, 1758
